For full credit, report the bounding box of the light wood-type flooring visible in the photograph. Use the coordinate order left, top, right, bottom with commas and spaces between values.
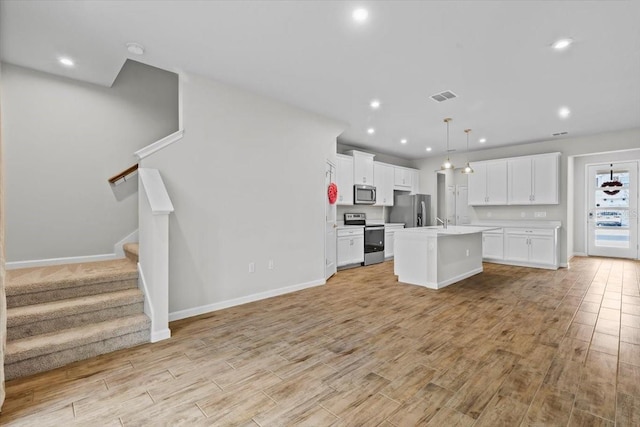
1, 256, 640, 426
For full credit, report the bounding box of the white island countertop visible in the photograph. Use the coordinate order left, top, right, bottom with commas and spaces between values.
394, 225, 496, 290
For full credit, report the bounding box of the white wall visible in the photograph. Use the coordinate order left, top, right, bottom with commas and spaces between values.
142, 72, 344, 317
411, 128, 640, 265
1, 61, 178, 262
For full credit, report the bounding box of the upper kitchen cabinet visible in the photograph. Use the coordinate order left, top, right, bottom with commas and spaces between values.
394, 167, 412, 190
335, 154, 354, 205
467, 160, 508, 205
374, 162, 394, 206
346, 150, 375, 185
410, 169, 420, 194
508, 153, 560, 205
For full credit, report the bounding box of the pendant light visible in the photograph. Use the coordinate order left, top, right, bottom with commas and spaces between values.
441, 118, 454, 170
461, 128, 474, 174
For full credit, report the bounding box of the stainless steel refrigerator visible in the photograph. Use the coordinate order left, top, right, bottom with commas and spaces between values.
389, 193, 431, 227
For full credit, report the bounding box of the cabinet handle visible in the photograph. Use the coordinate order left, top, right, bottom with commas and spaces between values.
363, 177, 366, 183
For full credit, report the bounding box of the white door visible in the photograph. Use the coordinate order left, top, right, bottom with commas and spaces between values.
446, 185, 457, 225
325, 161, 337, 279
587, 162, 638, 259
456, 186, 470, 224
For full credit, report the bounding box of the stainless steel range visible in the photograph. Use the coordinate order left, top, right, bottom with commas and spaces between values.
344, 213, 385, 266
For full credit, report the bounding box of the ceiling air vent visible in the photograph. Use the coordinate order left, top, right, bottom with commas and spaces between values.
430, 90, 457, 103
552, 131, 568, 137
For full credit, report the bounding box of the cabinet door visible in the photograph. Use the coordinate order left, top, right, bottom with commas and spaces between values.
504, 233, 529, 262
394, 167, 412, 189
352, 235, 365, 263
354, 153, 374, 185
336, 237, 351, 267
508, 157, 533, 205
531, 154, 559, 204
483, 233, 504, 259
485, 160, 508, 204
529, 235, 555, 265
467, 162, 487, 205
410, 169, 420, 194
374, 163, 393, 206
336, 155, 354, 205
384, 231, 394, 258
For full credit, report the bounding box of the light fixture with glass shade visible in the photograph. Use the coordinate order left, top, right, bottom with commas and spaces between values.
441, 118, 454, 170
461, 128, 474, 174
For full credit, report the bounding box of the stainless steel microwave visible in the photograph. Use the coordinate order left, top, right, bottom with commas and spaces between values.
354, 184, 376, 205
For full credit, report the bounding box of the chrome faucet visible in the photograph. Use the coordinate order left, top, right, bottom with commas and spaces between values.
436, 217, 447, 229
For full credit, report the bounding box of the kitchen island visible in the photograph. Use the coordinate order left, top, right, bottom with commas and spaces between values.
394, 225, 498, 289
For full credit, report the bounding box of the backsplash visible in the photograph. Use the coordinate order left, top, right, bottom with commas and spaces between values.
337, 205, 387, 223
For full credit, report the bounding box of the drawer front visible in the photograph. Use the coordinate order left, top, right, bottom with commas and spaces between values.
504, 228, 554, 237
337, 228, 364, 237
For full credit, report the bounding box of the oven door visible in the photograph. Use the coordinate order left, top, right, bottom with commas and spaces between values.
354, 185, 376, 205
364, 226, 385, 253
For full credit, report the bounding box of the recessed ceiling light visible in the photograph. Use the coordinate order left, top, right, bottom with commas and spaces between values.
370, 99, 381, 109
552, 38, 573, 50
400, 139, 407, 144
479, 138, 487, 143
126, 42, 145, 55
58, 57, 74, 67
352, 8, 368, 22
367, 128, 375, 134
558, 107, 571, 119
426, 147, 432, 152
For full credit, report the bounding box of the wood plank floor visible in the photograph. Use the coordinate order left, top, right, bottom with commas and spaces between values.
1, 257, 639, 426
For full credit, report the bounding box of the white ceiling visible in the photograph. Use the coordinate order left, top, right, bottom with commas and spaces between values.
2, 1, 639, 159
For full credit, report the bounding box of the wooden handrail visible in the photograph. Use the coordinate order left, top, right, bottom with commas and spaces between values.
108, 164, 139, 184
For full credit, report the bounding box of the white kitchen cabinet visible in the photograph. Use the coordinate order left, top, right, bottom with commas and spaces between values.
335, 154, 354, 205
410, 169, 420, 194
337, 227, 364, 267
504, 228, 556, 268
384, 224, 404, 258
482, 229, 504, 260
374, 162, 394, 206
346, 150, 375, 185
394, 167, 413, 189
467, 160, 508, 205
508, 153, 560, 205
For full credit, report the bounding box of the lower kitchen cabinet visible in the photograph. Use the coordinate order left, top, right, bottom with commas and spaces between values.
384, 224, 404, 259
482, 229, 504, 260
337, 227, 364, 267
503, 228, 557, 268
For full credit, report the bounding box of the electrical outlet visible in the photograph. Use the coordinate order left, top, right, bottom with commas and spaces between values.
521, 212, 526, 218
535, 212, 547, 218
249, 262, 255, 273
466, 249, 470, 256
487, 212, 492, 218
268, 260, 274, 270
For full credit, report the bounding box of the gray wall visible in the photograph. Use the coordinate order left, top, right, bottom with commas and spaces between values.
142, 71, 344, 316
2, 61, 178, 261
337, 142, 413, 168
411, 128, 640, 265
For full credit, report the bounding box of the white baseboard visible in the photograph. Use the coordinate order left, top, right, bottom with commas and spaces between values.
6, 253, 118, 270
151, 328, 171, 343
572, 252, 587, 257
169, 278, 326, 322
115, 230, 139, 257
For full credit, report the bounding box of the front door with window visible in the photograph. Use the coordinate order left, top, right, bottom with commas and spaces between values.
587, 162, 638, 259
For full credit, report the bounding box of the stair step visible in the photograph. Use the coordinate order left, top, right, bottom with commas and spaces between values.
6, 258, 138, 307
5, 314, 150, 380
7, 289, 144, 340
123, 242, 139, 263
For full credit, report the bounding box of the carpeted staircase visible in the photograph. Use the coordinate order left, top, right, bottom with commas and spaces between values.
4, 244, 150, 380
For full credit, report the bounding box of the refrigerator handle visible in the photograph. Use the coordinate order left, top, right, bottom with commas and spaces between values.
420, 201, 427, 227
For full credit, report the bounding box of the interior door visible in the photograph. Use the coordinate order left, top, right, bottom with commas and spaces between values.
456, 186, 470, 224
446, 185, 456, 225
325, 161, 337, 279
587, 162, 638, 259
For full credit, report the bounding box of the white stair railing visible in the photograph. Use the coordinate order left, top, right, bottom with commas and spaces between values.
138, 168, 174, 342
